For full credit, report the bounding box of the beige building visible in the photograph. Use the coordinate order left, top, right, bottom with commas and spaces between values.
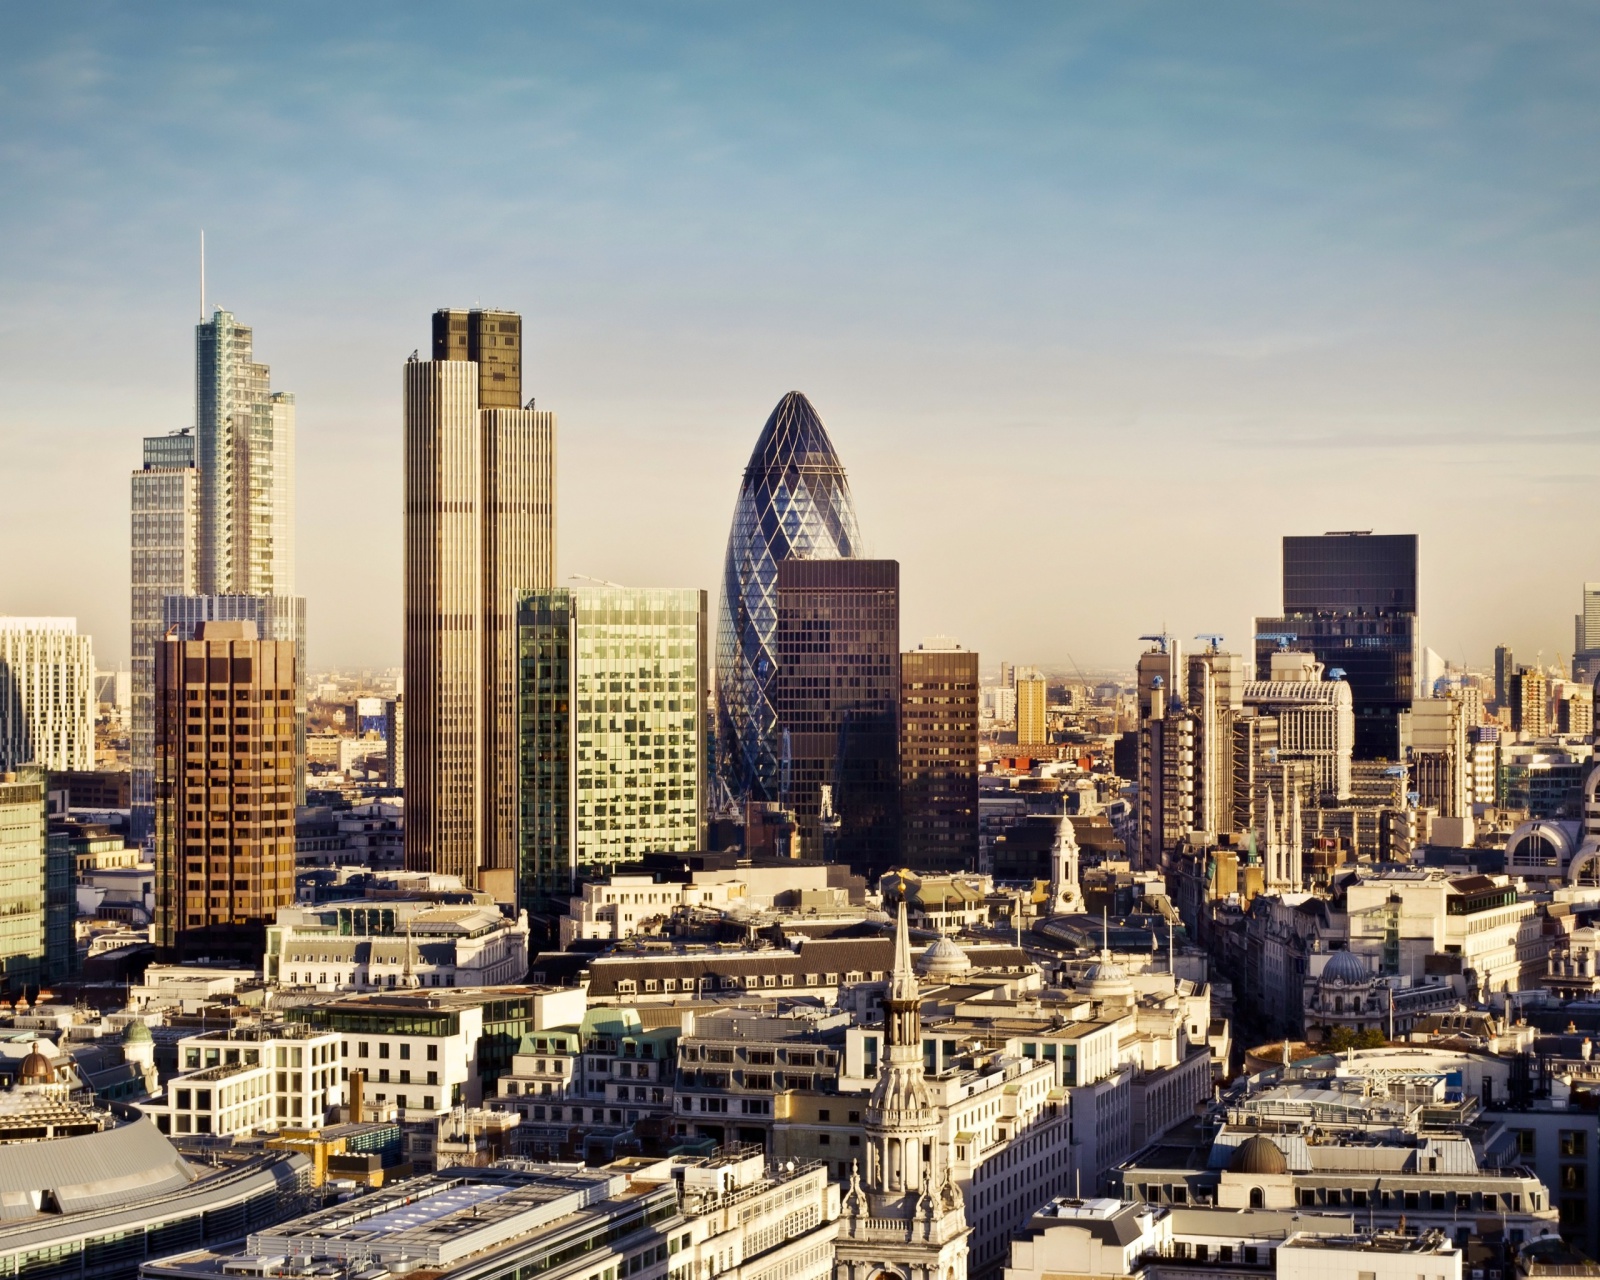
403, 309, 554, 897
154, 619, 297, 963
1016, 675, 1048, 747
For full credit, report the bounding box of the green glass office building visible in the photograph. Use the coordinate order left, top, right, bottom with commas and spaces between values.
518, 587, 706, 904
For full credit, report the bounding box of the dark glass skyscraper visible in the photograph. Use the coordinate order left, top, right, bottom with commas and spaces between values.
775, 558, 900, 877
717, 392, 862, 803
1255, 532, 1418, 762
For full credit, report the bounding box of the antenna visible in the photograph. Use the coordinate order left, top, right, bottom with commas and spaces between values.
199, 229, 206, 319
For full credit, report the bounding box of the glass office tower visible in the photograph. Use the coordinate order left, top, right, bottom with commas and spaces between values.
1255, 532, 1418, 762
518, 587, 706, 903
717, 392, 861, 804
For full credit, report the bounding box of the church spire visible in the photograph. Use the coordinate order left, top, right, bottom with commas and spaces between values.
889, 889, 918, 1009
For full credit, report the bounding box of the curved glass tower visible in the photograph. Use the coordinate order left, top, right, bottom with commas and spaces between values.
717, 391, 862, 803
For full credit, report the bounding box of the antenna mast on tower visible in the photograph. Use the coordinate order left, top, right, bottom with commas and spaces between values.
199, 229, 206, 319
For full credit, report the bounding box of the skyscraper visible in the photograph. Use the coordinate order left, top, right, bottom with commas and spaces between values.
195, 310, 294, 597
0, 619, 95, 773
164, 310, 305, 822
900, 640, 979, 873
153, 619, 297, 963
404, 309, 555, 896
717, 392, 862, 805
131, 429, 200, 835
1254, 532, 1418, 761
517, 587, 706, 903
774, 558, 899, 875
1494, 644, 1516, 709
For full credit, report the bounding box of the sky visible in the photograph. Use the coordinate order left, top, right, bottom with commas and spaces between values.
2, 3, 1598, 676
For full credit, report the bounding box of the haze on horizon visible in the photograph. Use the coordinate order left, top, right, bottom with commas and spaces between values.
2, 4, 1598, 677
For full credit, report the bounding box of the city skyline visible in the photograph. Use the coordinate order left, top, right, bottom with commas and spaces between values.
3, 6, 1600, 676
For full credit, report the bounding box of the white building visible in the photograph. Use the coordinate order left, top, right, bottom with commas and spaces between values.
148, 1022, 343, 1137
266, 897, 528, 991
559, 864, 842, 947
1343, 869, 1546, 999
283, 985, 586, 1120
1000, 1198, 1461, 1280
0, 618, 95, 772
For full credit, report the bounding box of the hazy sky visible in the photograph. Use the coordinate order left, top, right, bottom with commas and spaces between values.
3, 4, 1599, 675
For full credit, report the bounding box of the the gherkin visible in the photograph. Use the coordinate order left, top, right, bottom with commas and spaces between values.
717, 392, 862, 803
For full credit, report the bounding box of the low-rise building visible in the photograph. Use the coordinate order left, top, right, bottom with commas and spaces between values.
141, 1150, 838, 1280
283, 985, 586, 1120
148, 1022, 344, 1137
266, 897, 529, 991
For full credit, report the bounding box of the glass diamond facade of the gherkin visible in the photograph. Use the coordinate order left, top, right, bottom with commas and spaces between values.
717, 391, 862, 803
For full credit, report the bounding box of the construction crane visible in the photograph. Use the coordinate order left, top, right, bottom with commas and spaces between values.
1138, 633, 1171, 653
1195, 633, 1225, 653
1255, 632, 1299, 652
570, 573, 626, 588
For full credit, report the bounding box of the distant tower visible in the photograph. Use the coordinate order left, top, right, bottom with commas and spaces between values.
836, 896, 969, 1280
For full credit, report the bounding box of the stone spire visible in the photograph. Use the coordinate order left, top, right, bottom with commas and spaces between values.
840, 895, 970, 1280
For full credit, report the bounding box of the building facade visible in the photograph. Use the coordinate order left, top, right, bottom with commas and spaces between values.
517, 587, 706, 902
403, 310, 556, 897
131, 429, 200, 835
717, 391, 862, 806
0, 618, 95, 773
0, 765, 60, 995
1016, 676, 1048, 748
901, 642, 979, 872
161, 593, 307, 803
775, 559, 900, 875
153, 620, 298, 963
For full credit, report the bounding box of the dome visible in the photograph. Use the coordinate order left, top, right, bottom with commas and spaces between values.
865, 909, 892, 925
122, 1020, 152, 1044
1320, 950, 1371, 986
918, 936, 972, 978
1229, 1134, 1288, 1175
17, 1046, 53, 1085
716, 392, 862, 801
1079, 961, 1133, 1001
